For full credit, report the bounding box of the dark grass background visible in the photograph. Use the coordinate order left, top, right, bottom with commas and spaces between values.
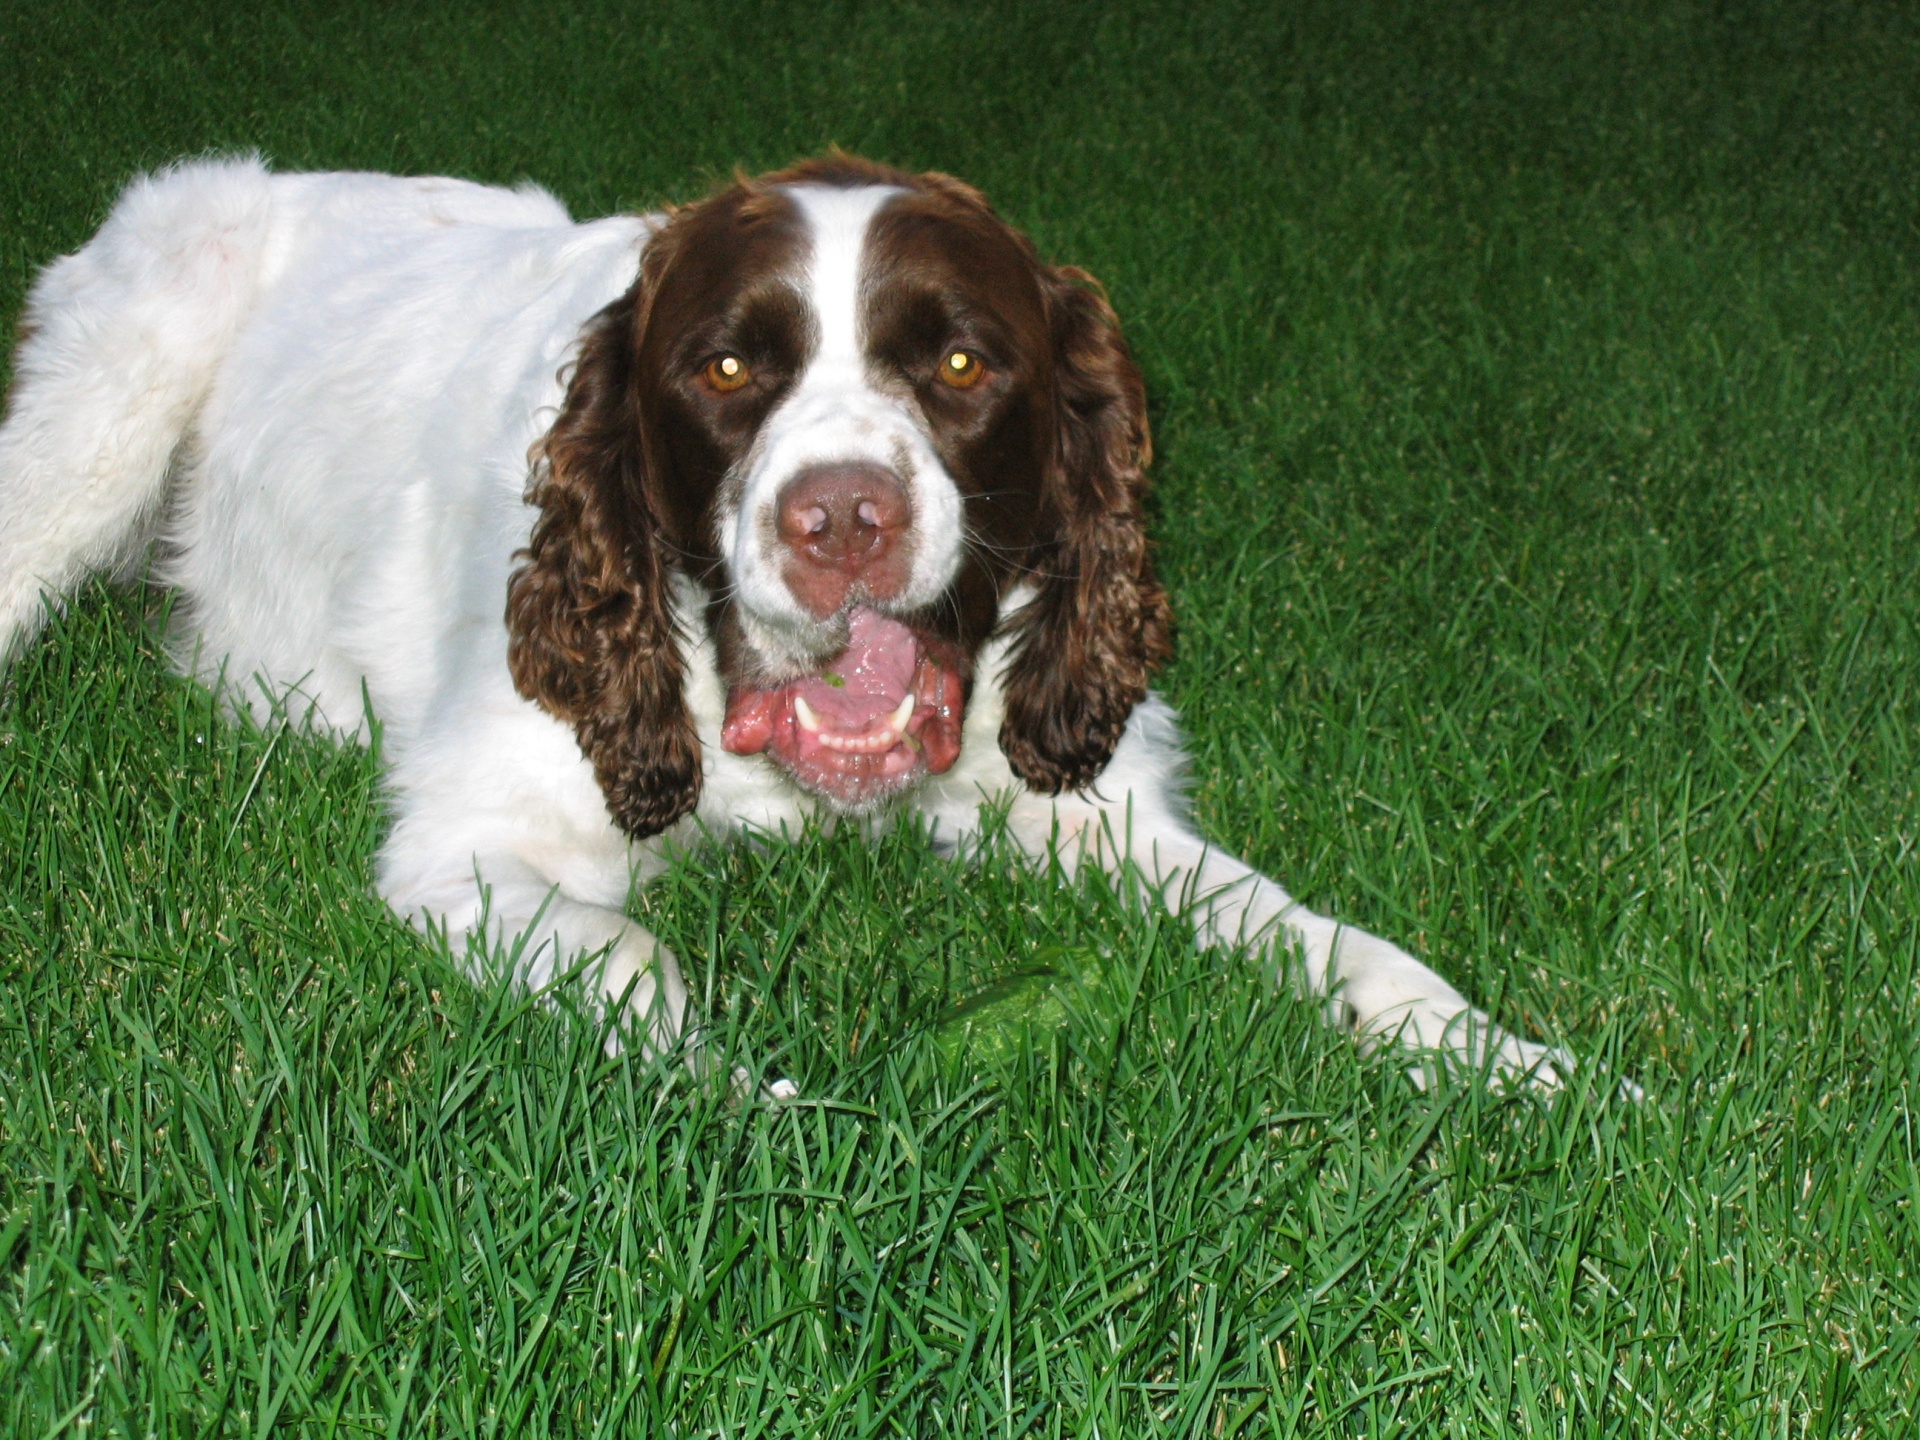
3, 0, 1918, 1434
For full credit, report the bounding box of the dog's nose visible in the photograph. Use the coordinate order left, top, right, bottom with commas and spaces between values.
775, 463, 913, 616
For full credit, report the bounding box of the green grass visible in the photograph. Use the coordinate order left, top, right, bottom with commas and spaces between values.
4, 0, 1919, 1433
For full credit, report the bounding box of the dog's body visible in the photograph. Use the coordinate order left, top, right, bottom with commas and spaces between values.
0, 157, 1562, 1089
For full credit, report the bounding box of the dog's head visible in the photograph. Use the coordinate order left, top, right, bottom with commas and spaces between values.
506, 156, 1171, 836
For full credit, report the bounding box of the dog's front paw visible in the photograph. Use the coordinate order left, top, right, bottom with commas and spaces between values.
1478, 1025, 1570, 1093
1380, 1003, 1643, 1101
1355, 997, 1563, 1093
1461, 1018, 1647, 1102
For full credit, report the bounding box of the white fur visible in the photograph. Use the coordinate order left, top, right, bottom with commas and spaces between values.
0, 160, 1570, 1093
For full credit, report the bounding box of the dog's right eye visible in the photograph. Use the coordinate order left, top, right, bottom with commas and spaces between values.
938, 348, 985, 389
703, 354, 752, 393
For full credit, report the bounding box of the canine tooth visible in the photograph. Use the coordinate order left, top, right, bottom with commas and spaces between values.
793, 696, 822, 733
887, 693, 915, 732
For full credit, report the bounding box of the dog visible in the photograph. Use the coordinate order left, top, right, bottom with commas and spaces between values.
0, 155, 1566, 1093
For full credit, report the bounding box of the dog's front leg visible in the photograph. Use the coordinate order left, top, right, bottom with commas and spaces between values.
376, 839, 800, 1098
376, 844, 688, 1055
997, 698, 1567, 1089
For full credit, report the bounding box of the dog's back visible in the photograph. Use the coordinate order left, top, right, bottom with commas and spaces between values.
0, 159, 644, 737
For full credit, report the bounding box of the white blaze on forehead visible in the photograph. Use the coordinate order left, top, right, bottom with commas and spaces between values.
784, 183, 901, 360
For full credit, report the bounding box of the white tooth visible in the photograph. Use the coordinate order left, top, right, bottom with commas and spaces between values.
887, 693, 915, 733
793, 696, 821, 733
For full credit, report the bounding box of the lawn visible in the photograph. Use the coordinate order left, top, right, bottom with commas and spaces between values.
2, 0, 1917, 1434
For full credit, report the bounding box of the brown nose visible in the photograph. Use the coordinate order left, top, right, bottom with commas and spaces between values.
775, 463, 913, 616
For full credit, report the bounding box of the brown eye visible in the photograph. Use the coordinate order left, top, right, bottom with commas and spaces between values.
938, 348, 984, 389
703, 354, 751, 392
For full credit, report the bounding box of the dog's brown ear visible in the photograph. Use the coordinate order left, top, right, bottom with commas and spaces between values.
999, 266, 1173, 792
506, 285, 701, 838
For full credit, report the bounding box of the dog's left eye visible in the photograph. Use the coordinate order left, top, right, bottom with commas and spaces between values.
938, 348, 985, 389
703, 354, 752, 393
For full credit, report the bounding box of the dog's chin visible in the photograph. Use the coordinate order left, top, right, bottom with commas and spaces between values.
719, 605, 966, 810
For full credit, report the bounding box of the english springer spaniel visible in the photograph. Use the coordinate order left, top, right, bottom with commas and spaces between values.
0, 155, 1567, 1093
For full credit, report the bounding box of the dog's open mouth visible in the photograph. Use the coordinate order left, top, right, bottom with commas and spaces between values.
720, 606, 966, 807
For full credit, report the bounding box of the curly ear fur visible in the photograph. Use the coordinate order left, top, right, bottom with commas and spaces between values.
999, 267, 1173, 792
506, 281, 701, 838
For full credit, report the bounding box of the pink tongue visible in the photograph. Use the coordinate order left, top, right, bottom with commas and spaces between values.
790, 607, 918, 731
